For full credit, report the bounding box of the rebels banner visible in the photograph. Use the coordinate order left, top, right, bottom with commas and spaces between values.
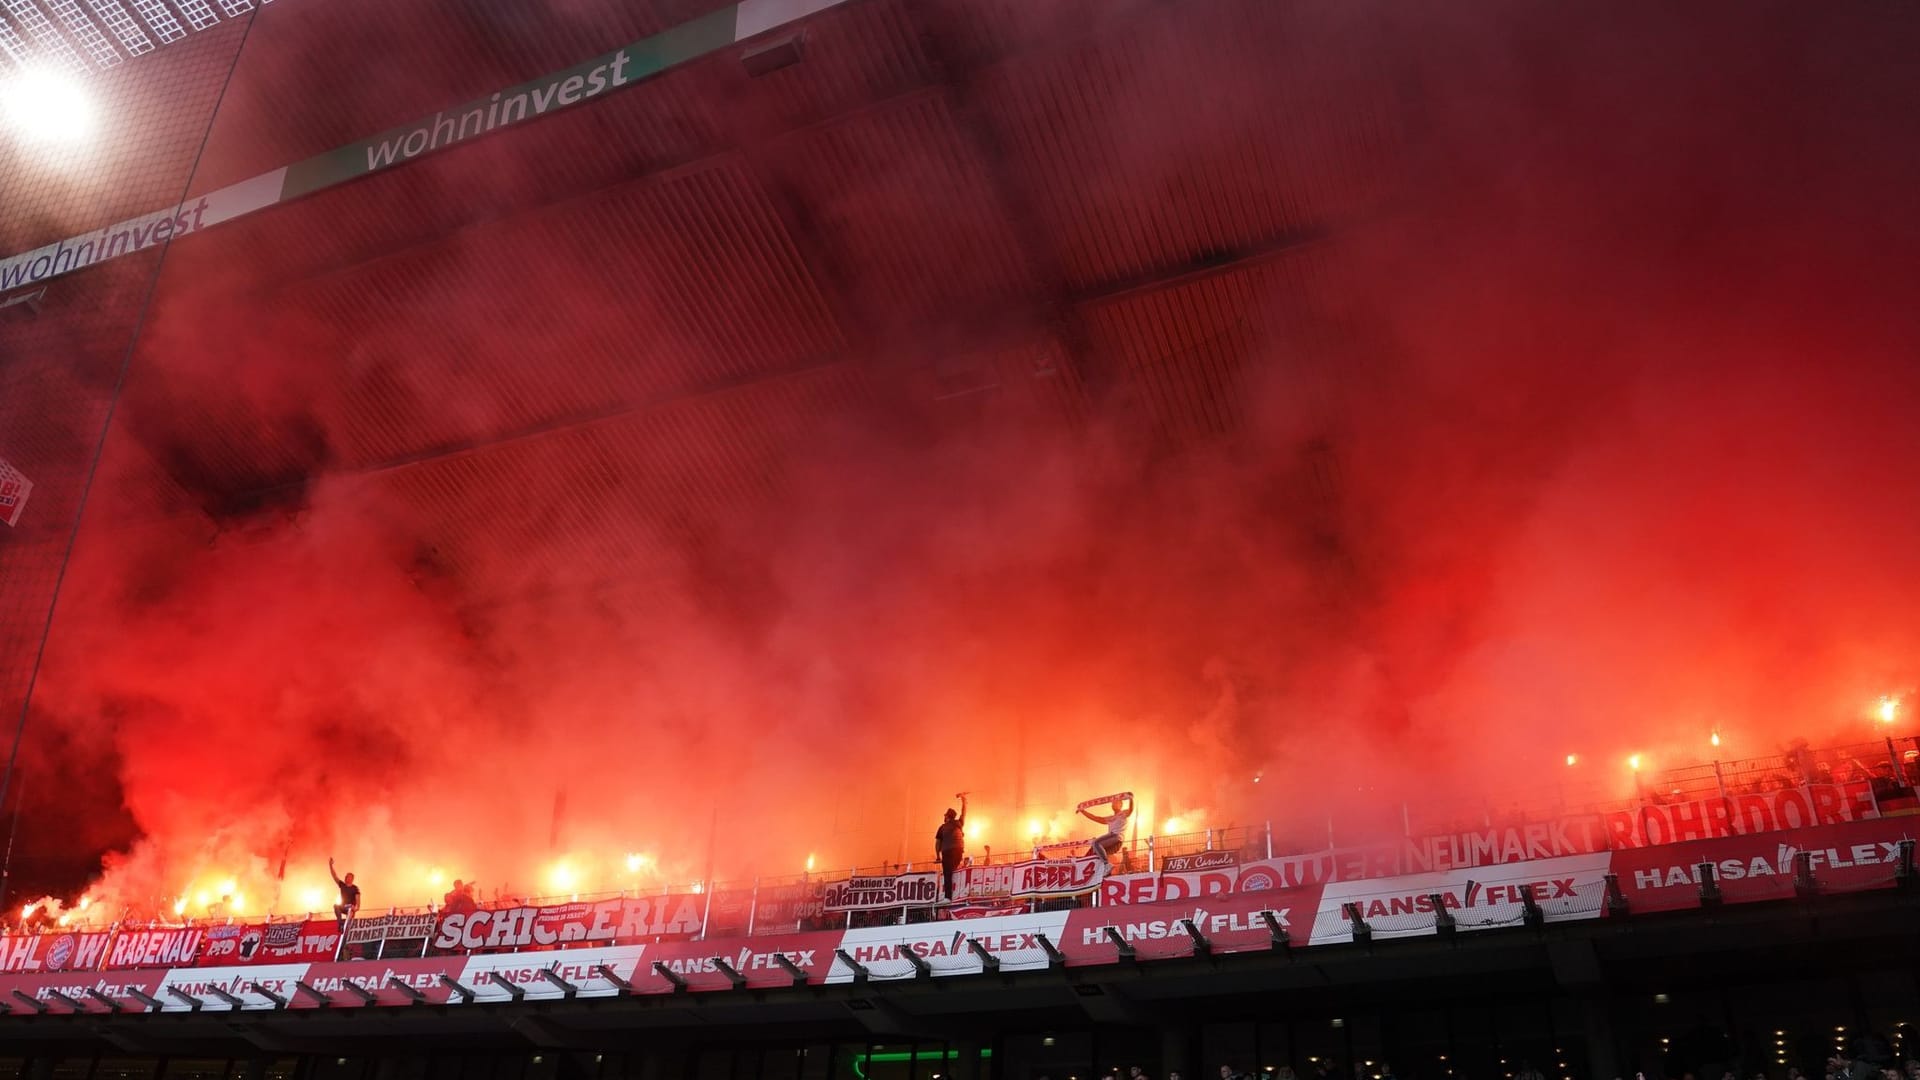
823, 873, 940, 912
957, 855, 1104, 902
431, 894, 703, 952
1610, 817, 1916, 914
200, 920, 341, 966
0, 931, 111, 974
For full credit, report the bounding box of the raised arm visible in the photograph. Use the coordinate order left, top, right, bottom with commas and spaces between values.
328, 857, 343, 887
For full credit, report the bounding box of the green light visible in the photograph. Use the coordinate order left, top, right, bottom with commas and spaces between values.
852, 1049, 993, 1079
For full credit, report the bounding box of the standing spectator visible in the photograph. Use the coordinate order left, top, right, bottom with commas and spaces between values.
1130, 1067, 1152, 1080
1080, 793, 1134, 862
329, 857, 361, 929
935, 794, 968, 901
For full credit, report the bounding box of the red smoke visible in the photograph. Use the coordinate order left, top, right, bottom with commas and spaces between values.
11, 0, 1920, 918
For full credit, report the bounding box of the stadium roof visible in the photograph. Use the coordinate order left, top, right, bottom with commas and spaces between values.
1, 0, 1401, 605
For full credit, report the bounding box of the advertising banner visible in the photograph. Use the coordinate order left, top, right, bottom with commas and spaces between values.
0, 931, 112, 974
645, 930, 840, 991
957, 855, 1105, 903
829, 910, 1075, 982
822, 873, 941, 912
1608, 816, 1916, 914
1062, 884, 1324, 963
430, 894, 703, 953
1306, 852, 1614, 944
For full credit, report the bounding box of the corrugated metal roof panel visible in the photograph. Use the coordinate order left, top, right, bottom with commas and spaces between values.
1079, 246, 1338, 452
975, 0, 1399, 292
762, 88, 1035, 337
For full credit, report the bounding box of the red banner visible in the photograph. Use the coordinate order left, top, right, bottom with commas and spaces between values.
199, 920, 342, 965
1609, 816, 1915, 913
1599, 782, 1879, 848
429, 894, 703, 953
0, 931, 112, 974
956, 855, 1104, 902
102, 927, 203, 970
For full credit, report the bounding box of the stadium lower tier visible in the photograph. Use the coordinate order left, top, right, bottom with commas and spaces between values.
0, 856, 1914, 1080
0, 816, 1912, 1016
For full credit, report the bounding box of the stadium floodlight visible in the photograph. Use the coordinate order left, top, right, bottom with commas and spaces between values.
1793, 851, 1818, 898
206, 986, 246, 1009
592, 963, 636, 994
1033, 932, 1065, 969
539, 965, 579, 998
898, 948, 931, 980
438, 975, 475, 1004
1102, 926, 1136, 961
1, 65, 95, 145
248, 982, 287, 1009
967, 938, 1000, 973
1258, 910, 1292, 954
710, 957, 748, 990
85, 988, 124, 1012
386, 977, 425, 1005
166, 986, 205, 1011
740, 34, 802, 77
1897, 838, 1916, 888
1603, 873, 1630, 917
483, 972, 524, 1001
339, 981, 377, 1005
292, 981, 327, 1006
833, 949, 869, 984
1694, 862, 1723, 907
45, 989, 86, 1012
125, 987, 164, 1011
1431, 894, 1456, 940
1178, 918, 1212, 958
1341, 902, 1372, 945
1520, 884, 1546, 929
653, 961, 690, 992
10, 990, 48, 1014
772, 953, 810, 985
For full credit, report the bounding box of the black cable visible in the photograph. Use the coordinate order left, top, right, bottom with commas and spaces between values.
0, 8, 267, 852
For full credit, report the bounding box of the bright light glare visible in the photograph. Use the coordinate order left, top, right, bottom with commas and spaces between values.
78, 897, 91, 910
1879, 696, 1899, 724
428, 868, 445, 886
805, 853, 816, 872
301, 888, 324, 910
2, 68, 95, 146
626, 852, 644, 873
57, 914, 70, 926
1565, 753, 1578, 767
1710, 731, 1721, 748
551, 863, 575, 891
19, 904, 32, 918
1628, 754, 1643, 771
1162, 817, 1186, 834
230, 893, 244, 914
172, 899, 187, 915
1027, 819, 1043, 838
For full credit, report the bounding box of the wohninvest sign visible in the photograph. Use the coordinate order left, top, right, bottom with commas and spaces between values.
0, 0, 848, 292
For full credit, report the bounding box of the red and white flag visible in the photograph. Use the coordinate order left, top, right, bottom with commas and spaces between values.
0, 458, 30, 527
